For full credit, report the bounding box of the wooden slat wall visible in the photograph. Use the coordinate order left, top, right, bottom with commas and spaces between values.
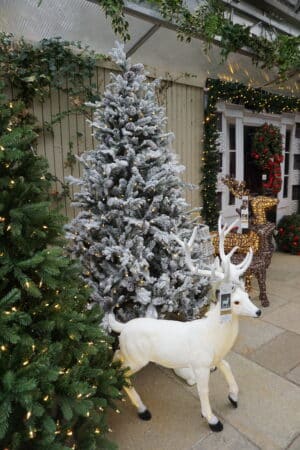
30, 65, 204, 217
166, 83, 204, 208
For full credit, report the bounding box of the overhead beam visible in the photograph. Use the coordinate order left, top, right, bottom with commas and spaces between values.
220, 0, 299, 35
86, 0, 298, 60
246, 0, 300, 28
126, 24, 160, 57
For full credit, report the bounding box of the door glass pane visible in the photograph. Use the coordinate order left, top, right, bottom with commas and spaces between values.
284, 152, 289, 175
229, 151, 236, 177
294, 155, 300, 170
229, 124, 236, 150
216, 192, 222, 210
283, 177, 288, 198
229, 192, 235, 205
216, 112, 222, 132
285, 130, 291, 151
292, 185, 300, 200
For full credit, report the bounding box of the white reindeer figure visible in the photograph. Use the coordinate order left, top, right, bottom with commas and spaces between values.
174, 215, 254, 386
109, 216, 261, 432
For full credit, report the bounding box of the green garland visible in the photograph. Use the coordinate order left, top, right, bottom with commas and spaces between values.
202, 78, 300, 229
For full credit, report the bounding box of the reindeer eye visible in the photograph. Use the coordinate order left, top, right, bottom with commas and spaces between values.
234, 301, 240, 305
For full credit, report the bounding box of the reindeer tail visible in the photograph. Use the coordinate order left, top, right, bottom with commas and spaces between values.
108, 313, 125, 333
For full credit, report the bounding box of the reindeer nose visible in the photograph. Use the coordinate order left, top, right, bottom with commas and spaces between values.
256, 310, 262, 317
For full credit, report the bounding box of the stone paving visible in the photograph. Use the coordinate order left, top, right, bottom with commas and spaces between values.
108, 252, 300, 450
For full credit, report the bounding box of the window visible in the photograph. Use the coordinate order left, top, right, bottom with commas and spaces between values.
292, 185, 300, 200
216, 112, 223, 132
229, 124, 236, 150
218, 152, 223, 172
295, 123, 300, 139
283, 129, 291, 199
294, 155, 300, 170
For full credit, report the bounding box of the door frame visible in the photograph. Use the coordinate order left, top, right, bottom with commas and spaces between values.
216, 101, 299, 224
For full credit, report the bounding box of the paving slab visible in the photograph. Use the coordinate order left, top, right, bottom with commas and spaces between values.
188, 353, 300, 450
287, 434, 300, 450
249, 286, 289, 315
233, 316, 284, 356
250, 331, 300, 376
266, 255, 300, 283
191, 422, 260, 450
265, 279, 300, 302
258, 293, 290, 315
268, 252, 300, 273
287, 364, 300, 386
263, 302, 300, 335
108, 363, 210, 450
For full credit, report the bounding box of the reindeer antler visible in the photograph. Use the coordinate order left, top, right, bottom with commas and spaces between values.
218, 215, 253, 280
222, 176, 251, 200
171, 227, 224, 280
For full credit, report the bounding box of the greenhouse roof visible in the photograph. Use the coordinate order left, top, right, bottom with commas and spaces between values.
1, 0, 299, 95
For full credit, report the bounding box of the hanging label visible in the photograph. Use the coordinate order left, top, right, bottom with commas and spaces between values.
219, 283, 232, 323
262, 173, 267, 181
240, 195, 249, 230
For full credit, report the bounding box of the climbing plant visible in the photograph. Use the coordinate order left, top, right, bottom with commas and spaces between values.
0, 33, 102, 199
83, 0, 300, 78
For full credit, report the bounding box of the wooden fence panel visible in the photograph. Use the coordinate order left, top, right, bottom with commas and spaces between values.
23, 66, 203, 217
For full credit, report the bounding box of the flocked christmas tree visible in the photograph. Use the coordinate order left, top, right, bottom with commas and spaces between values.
0, 84, 124, 450
66, 43, 213, 326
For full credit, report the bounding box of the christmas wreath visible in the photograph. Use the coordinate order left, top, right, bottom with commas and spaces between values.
251, 123, 284, 195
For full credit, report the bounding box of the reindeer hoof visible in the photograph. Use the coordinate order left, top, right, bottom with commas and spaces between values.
209, 421, 223, 432
138, 409, 152, 421
228, 395, 238, 408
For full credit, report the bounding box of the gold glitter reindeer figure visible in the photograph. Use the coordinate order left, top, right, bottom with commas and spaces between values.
212, 177, 279, 306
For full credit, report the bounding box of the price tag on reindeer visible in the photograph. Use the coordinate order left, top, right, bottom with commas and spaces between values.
240, 195, 249, 230
219, 283, 232, 323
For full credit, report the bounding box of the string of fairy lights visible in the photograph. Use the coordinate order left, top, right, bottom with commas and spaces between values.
0, 107, 123, 445
201, 78, 300, 229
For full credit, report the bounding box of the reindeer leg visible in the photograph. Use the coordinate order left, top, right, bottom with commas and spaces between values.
218, 359, 239, 408
114, 350, 151, 420
193, 366, 223, 432
256, 268, 269, 307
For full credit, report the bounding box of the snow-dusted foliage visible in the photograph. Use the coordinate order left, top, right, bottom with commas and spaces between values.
66, 42, 213, 325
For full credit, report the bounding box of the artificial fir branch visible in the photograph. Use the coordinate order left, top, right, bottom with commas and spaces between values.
0, 87, 125, 449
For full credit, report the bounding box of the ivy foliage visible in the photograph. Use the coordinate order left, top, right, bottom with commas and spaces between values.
0, 33, 99, 105
89, 0, 300, 78
0, 32, 102, 199
202, 78, 300, 229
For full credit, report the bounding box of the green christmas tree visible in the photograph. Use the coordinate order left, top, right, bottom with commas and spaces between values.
0, 84, 124, 450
